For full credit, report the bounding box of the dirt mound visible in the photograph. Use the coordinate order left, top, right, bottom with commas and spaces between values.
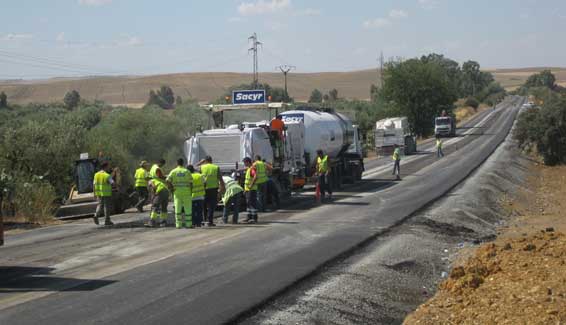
405, 164, 566, 325
404, 231, 566, 324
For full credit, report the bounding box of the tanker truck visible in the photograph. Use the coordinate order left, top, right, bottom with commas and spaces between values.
279, 109, 364, 189
185, 106, 364, 198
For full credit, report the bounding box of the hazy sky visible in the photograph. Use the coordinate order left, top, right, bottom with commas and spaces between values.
1, 0, 565, 78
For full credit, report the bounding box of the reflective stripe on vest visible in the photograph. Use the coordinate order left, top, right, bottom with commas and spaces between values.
192, 173, 205, 198
167, 166, 192, 195
94, 170, 112, 197
244, 167, 257, 191
201, 164, 219, 189
317, 155, 329, 173
134, 168, 148, 188
254, 161, 268, 184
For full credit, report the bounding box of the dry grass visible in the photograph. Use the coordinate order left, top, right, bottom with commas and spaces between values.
1, 67, 565, 106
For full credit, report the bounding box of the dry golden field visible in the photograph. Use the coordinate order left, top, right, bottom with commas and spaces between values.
1, 67, 565, 106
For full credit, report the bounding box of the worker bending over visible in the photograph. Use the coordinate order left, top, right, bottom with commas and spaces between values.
167, 158, 193, 229
133, 160, 151, 212
243, 157, 259, 223
188, 165, 205, 227
253, 155, 272, 212
148, 174, 169, 227
93, 161, 114, 226
199, 156, 224, 227
392, 144, 401, 180
222, 175, 244, 224
316, 149, 332, 201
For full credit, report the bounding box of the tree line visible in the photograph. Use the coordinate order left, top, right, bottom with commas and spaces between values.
514, 70, 566, 165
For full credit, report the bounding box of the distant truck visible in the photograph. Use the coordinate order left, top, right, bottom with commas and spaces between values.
435, 112, 456, 137
374, 117, 416, 156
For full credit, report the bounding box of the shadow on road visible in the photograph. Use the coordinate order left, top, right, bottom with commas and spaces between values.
0, 266, 116, 293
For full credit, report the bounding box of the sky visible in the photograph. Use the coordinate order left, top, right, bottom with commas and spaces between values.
1, 0, 566, 79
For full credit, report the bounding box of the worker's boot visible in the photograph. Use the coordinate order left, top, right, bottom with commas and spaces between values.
93, 216, 99, 225
104, 218, 114, 226
147, 219, 156, 228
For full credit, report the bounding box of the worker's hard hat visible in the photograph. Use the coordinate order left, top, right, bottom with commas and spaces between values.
140, 160, 148, 167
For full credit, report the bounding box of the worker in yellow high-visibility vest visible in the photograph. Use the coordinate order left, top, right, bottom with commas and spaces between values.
392, 144, 401, 180
436, 136, 444, 158
316, 149, 332, 201
167, 158, 193, 229
253, 155, 272, 212
148, 175, 169, 227
198, 156, 224, 227
133, 160, 151, 212
243, 157, 258, 223
149, 159, 166, 179
188, 165, 205, 227
93, 161, 114, 226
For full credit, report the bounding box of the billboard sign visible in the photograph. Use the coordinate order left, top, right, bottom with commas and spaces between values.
232, 90, 266, 105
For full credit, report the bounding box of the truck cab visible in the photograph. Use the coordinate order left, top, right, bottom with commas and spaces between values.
435, 116, 456, 137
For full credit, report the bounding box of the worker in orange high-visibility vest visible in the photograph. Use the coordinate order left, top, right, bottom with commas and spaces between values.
93, 161, 115, 226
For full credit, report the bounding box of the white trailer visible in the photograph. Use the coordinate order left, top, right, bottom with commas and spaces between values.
374, 117, 416, 156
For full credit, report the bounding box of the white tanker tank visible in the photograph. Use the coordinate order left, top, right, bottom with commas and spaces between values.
280, 109, 356, 167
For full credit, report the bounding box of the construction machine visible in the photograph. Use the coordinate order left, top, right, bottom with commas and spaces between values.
55, 153, 132, 219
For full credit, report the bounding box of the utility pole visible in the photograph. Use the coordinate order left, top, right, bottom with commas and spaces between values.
248, 33, 262, 88
276, 64, 295, 102
378, 51, 384, 87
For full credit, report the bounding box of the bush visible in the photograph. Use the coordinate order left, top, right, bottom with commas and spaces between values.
465, 97, 480, 110
515, 93, 566, 165
13, 176, 57, 223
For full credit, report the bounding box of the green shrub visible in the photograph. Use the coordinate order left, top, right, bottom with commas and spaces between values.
13, 176, 57, 223
465, 97, 480, 110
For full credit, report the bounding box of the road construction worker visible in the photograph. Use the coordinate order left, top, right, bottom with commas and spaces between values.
150, 159, 166, 179
198, 156, 224, 227
93, 161, 114, 226
222, 175, 244, 224
270, 114, 285, 139
243, 157, 259, 223
436, 136, 444, 158
188, 165, 205, 227
392, 144, 401, 180
148, 174, 169, 227
133, 160, 151, 212
253, 155, 271, 212
316, 149, 332, 201
167, 158, 193, 229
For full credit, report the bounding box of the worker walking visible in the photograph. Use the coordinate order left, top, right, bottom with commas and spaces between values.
316, 149, 332, 201
188, 165, 205, 227
93, 161, 114, 226
253, 155, 271, 212
221, 175, 244, 224
133, 161, 150, 212
243, 157, 259, 224
167, 158, 193, 229
436, 137, 444, 158
150, 159, 166, 179
199, 156, 224, 227
392, 144, 401, 180
148, 174, 169, 227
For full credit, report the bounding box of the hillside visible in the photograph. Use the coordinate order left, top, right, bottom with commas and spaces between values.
1, 68, 565, 106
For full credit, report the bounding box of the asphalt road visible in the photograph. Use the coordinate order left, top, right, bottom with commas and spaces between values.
0, 97, 524, 325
